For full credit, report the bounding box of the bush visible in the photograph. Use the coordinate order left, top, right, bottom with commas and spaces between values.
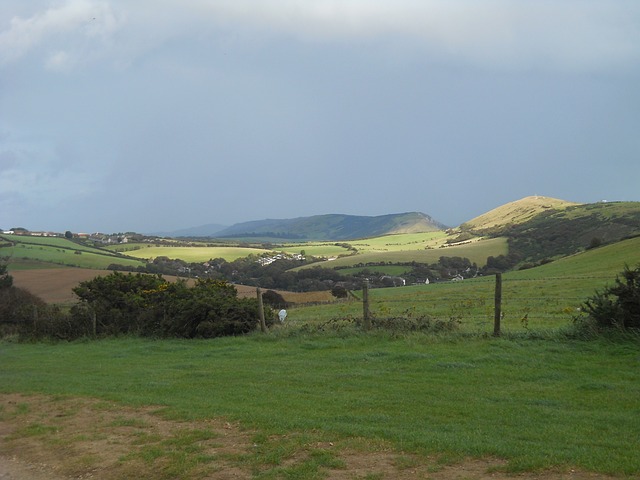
582, 264, 640, 330
72, 273, 264, 338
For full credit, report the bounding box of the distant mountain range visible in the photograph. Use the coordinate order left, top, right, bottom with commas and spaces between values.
154, 223, 228, 238
157, 196, 640, 251
162, 212, 446, 241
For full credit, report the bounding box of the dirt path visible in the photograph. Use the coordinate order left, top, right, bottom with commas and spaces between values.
0, 394, 618, 480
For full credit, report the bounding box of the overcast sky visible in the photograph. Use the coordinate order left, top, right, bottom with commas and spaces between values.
1, 1, 639, 233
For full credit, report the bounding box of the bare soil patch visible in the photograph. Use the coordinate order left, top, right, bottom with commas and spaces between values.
0, 394, 616, 480
10, 269, 111, 305
10, 268, 334, 306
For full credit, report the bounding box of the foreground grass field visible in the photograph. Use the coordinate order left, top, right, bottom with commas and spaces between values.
1, 333, 639, 478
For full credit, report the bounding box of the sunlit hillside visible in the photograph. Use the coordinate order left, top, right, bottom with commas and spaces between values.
460, 196, 578, 232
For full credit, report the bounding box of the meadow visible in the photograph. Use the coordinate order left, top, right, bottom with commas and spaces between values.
2, 235, 640, 478
287, 236, 640, 333
304, 237, 508, 269
110, 243, 273, 262
0, 234, 144, 270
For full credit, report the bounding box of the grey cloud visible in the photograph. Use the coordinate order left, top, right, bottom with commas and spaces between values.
1, 0, 638, 233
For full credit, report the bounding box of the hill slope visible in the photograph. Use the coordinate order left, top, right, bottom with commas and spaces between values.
461, 196, 578, 233
154, 223, 228, 237
505, 201, 640, 262
215, 212, 446, 241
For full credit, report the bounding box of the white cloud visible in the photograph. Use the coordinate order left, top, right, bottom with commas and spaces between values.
2, 1, 639, 72
177, 0, 640, 71
0, 0, 121, 66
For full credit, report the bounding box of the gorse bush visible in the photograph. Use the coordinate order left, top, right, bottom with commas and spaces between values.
70, 272, 270, 338
582, 264, 640, 330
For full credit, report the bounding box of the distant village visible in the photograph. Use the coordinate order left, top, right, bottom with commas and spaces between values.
1, 228, 137, 245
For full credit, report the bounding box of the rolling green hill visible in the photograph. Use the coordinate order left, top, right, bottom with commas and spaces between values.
215, 212, 446, 241
0, 234, 145, 270
458, 197, 640, 264
503, 201, 640, 262
291, 235, 640, 332
4, 197, 639, 280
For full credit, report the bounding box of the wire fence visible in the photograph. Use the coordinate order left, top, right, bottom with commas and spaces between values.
304, 274, 608, 334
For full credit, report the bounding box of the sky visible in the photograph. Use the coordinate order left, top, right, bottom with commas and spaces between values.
1, 1, 639, 234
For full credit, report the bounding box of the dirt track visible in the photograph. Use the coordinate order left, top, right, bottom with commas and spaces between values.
0, 394, 616, 480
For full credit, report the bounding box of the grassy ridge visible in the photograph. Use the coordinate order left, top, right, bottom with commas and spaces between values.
289, 236, 640, 331
0, 235, 144, 270
461, 196, 577, 231
1, 335, 639, 475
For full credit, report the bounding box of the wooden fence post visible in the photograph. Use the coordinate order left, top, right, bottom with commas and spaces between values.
33, 305, 38, 334
362, 279, 371, 331
257, 287, 267, 333
494, 273, 502, 337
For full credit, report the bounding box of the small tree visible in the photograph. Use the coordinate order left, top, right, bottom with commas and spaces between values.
262, 289, 287, 309
583, 264, 640, 330
0, 263, 12, 289
331, 285, 348, 299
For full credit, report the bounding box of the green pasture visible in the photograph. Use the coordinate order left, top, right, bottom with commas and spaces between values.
289, 236, 640, 333
278, 243, 352, 258
344, 231, 448, 252
0, 235, 144, 270
1, 335, 639, 476
277, 232, 450, 261
1, 234, 100, 252
107, 244, 272, 262
305, 237, 508, 269
254, 232, 450, 261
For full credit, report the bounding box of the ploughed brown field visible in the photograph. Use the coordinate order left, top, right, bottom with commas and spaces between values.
10, 268, 334, 305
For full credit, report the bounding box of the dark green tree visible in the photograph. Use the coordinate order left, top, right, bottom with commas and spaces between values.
331, 285, 348, 298
0, 263, 12, 289
262, 289, 287, 309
